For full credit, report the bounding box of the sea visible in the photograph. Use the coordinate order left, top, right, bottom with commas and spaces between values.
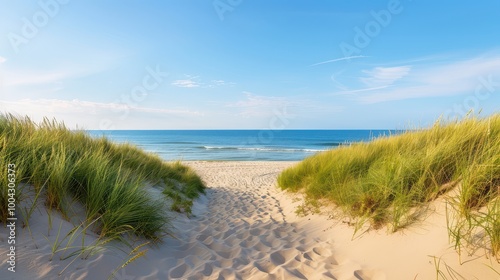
88, 130, 401, 161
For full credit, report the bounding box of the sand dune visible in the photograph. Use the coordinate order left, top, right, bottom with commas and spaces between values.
1, 161, 500, 279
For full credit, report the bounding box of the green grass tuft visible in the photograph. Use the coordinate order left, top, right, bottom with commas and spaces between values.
0, 114, 205, 241
278, 114, 500, 258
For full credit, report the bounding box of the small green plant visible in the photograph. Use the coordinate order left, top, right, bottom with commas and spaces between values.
108, 241, 151, 280
163, 186, 194, 215
430, 255, 467, 280
447, 196, 500, 263
295, 198, 322, 216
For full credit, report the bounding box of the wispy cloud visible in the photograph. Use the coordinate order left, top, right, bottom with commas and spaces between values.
171, 76, 235, 88
228, 92, 289, 108
353, 55, 500, 103
336, 86, 390, 95
209, 80, 235, 87
171, 76, 200, 88
310, 55, 368, 67
2, 53, 122, 88
0, 56, 6, 64
226, 92, 293, 117
1, 99, 203, 116
360, 66, 411, 87
330, 70, 349, 91
5, 71, 73, 87
330, 66, 409, 95
226, 92, 341, 118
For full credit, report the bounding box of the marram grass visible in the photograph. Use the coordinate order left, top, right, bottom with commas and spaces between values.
0, 114, 205, 241
278, 114, 500, 258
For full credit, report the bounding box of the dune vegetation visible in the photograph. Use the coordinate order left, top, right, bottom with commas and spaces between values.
0, 114, 205, 242
278, 113, 500, 259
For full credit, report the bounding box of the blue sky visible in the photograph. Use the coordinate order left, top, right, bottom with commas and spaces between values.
0, 0, 499, 129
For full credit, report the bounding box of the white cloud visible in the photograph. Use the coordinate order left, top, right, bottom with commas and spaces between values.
344, 54, 500, 103
229, 92, 288, 108
0, 56, 6, 64
171, 76, 235, 88
0, 50, 125, 92
360, 66, 411, 87
330, 70, 349, 91
310, 55, 368, 66
171, 79, 200, 88
212, 80, 225, 86
1, 98, 203, 116
226, 92, 341, 118
2, 58, 121, 89
5, 71, 73, 87
226, 92, 293, 117
209, 80, 235, 87
336, 86, 390, 95
1, 98, 206, 129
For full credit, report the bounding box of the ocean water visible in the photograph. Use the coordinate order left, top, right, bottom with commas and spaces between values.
88, 130, 401, 161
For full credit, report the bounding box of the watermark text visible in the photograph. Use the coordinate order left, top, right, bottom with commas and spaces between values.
6, 163, 17, 273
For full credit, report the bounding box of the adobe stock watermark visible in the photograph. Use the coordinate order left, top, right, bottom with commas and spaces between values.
339, 0, 408, 58
213, 0, 243, 21
443, 75, 499, 120
6, 163, 17, 273
8, 0, 70, 54
99, 65, 168, 130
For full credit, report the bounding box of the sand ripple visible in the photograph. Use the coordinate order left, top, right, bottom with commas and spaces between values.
156, 161, 382, 280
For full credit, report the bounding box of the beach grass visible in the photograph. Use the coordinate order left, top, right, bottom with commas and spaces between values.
278, 113, 500, 258
0, 114, 205, 241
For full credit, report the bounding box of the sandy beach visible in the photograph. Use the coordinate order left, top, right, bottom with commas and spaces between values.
2, 161, 500, 279
3, 0, 499, 278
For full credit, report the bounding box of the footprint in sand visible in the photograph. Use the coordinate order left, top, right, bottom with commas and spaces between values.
172, 162, 374, 280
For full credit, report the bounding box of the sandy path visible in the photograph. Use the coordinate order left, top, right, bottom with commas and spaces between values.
162, 161, 344, 279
